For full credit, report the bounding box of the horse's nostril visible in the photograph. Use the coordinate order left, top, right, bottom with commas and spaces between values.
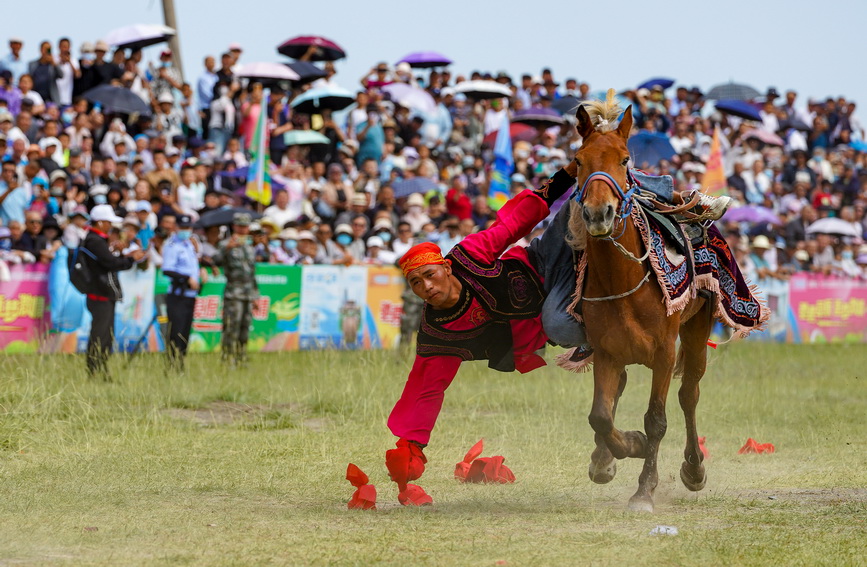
606, 204, 615, 219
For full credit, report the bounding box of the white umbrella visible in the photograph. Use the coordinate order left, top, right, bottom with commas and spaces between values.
381, 83, 436, 114
235, 62, 300, 81
104, 24, 175, 50
454, 80, 512, 100
806, 217, 862, 238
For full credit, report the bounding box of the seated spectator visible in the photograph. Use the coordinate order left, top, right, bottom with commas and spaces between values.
296, 230, 325, 265
363, 235, 396, 266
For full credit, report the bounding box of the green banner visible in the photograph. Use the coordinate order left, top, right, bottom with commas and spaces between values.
155, 264, 302, 353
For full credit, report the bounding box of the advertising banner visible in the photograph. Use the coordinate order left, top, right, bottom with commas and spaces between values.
788, 273, 867, 343
0, 263, 50, 352
299, 265, 368, 349
365, 266, 404, 350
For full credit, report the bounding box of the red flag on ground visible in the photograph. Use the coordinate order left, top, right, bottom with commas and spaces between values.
346, 463, 377, 510
454, 439, 516, 484
738, 438, 775, 454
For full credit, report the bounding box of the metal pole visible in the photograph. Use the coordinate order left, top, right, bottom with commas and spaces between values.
162, 0, 184, 82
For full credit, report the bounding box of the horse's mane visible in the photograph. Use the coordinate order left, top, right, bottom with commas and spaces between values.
581, 88, 623, 133
565, 89, 624, 251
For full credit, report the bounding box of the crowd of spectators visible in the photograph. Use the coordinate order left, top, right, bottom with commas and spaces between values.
0, 34, 865, 283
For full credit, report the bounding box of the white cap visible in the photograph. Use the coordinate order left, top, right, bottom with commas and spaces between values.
90, 204, 124, 224
134, 200, 151, 212
157, 93, 174, 104
297, 230, 316, 241
39, 136, 60, 150
366, 235, 385, 248
88, 184, 109, 196
396, 62, 412, 73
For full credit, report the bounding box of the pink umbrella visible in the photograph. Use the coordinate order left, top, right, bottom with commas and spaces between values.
743, 129, 784, 146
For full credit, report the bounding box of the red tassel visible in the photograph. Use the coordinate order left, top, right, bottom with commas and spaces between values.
698, 436, 710, 459
455, 439, 484, 480
738, 438, 775, 454
706, 340, 718, 349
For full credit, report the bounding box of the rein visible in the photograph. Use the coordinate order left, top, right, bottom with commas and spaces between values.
583, 270, 651, 302
574, 169, 639, 220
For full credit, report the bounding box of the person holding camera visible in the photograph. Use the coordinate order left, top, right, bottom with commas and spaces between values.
80, 204, 146, 379
161, 214, 201, 371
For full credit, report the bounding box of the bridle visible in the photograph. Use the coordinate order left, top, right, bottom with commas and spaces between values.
573, 169, 639, 221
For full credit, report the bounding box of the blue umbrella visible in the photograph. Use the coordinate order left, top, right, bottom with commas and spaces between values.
637, 78, 675, 91
715, 99, 762, 122
850, 140, 867, 153
392, 177, 439, 198
627, 132, 676, 168
283, 130, 330, 146
290, 86, 354, 114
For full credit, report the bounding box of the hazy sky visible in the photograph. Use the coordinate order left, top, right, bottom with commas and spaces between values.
5, 0, 864, 112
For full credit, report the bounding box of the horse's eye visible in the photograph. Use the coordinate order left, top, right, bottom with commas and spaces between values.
621, 157, 630, 167
574, 159, 582, 168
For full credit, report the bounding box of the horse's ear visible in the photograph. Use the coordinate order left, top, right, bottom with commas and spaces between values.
617, 106, 634, 139
575, 104, 594, 139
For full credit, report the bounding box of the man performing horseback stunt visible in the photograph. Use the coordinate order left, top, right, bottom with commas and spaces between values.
381, 147, 734, 506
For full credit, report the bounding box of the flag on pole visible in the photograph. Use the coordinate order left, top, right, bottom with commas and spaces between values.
488, 114, 513, 211
701, 124, 727, 197
246, 88, 272, 206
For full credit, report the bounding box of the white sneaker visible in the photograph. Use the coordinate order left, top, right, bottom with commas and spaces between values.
697, 193, 733, 221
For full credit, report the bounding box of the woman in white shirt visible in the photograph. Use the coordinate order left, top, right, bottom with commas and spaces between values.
175, 166, 206, 215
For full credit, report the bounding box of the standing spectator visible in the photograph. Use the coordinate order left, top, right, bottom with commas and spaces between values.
263, 188, 299, 230
55, 37, 77, 107
28, 41, 63, 104
92, 41, 122, 87
161, 214, 201, 372
208, 79, 236, 154
213, 212, 258, 367
0, 38, 27, 82
80, 204, 146, 379
196, 56, 217, 140
150, 49, 182, 102
0, 159, 27, 226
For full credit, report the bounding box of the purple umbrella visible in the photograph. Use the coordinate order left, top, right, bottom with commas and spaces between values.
397, 51, 452, 69
715, 99, 762, 122
512, 107, 564, 128
722, 205, 782, 225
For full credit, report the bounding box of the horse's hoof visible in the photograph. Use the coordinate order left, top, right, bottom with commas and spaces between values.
680, 462, 707, 492
588, 459, 617, 484
627, 494, 654, 513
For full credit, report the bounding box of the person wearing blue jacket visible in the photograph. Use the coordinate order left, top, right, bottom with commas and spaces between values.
161, 214, 201, 371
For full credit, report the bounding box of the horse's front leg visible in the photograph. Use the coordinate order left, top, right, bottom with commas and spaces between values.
589, 369, 626, 484
588, 354, 647, 463
628, 348, 675, 513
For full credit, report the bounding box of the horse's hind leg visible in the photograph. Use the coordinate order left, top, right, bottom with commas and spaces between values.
589, 369, 627, 484
677, 301, 714, 491
628, 347, 675, 513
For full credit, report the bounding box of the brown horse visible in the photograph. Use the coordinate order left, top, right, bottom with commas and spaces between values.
566, 91, 714, 512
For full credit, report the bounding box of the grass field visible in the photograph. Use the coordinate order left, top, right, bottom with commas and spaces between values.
0, 343, 865, 566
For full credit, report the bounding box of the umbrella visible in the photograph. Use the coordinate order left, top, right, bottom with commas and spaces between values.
195, 207, 263, 229
715, 99, 762, 122
552, 95, 581, 115
778, 117, 812, 132
381, 83, 437, 114
277, 36, 346, 61
512, 107, 564, 128
850, 140, 867, 153
397, 51, 452, 69
637, 78, 675, 91
627, 131, 676, 167
104, 23, 175, 50
706, 82, 760, 101
392, 177, 439, 198
290, 86, 355, 114
722, 205, 783, 225
482, 123, 537, 146
806, 217, 862, 238
283, 130, 330, 146
286, 61, 326, 85
453, 80, 511, 100
743, 128, 784, 146
235, 62, 299, 81
81, 85, 151, 115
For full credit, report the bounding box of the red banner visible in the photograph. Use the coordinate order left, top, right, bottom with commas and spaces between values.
0, 263, 51, 352
788, 273, 867, 343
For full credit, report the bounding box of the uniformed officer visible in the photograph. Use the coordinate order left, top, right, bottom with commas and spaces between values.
161, 214, 201, 371
213, 212, 258, 367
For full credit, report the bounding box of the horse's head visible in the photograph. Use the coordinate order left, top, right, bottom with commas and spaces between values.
572, 97, 634, 237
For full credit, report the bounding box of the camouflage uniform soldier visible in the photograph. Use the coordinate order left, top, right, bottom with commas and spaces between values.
213, 212, 259, 366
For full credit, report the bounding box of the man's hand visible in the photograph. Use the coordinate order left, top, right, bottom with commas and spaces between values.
128, 249, 146, 261
226, 235, 241, 249
188, 277, 200, 291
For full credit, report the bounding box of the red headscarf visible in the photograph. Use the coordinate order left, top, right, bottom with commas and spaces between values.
398, 242, 448, 278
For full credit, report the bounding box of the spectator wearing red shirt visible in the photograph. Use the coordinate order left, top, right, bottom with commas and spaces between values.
445, 174, 472, 220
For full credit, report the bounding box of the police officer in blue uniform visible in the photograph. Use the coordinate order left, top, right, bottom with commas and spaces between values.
161, 214, 201, 371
